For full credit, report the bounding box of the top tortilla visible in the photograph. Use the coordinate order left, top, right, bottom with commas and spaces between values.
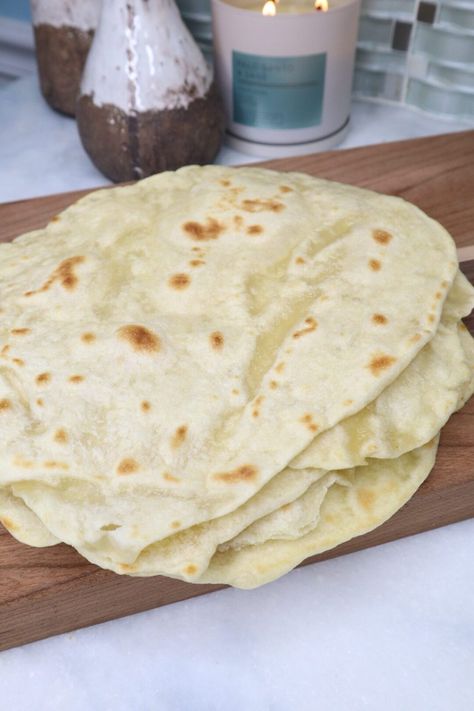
0, 166, 458, 567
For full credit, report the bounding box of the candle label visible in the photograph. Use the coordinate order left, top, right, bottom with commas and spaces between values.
232, 51, 326, 129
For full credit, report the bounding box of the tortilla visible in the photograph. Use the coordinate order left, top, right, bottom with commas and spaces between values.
0, 165, 468, 586
199, 439, 439, 588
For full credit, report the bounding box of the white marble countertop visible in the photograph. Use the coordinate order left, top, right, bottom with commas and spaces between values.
0, 75, 473, 711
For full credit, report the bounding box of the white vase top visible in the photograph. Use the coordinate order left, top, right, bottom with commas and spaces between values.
80, 0, 213, 113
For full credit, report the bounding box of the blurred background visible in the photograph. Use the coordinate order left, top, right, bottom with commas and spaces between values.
1, 0, 473, 117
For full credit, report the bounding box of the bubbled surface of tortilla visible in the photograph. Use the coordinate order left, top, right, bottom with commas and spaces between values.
0, 165, 461, 572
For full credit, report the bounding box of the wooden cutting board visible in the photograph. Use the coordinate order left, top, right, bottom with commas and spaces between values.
1, 130, 473, 653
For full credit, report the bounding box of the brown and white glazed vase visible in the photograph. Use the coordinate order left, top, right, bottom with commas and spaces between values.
76, 0, 225, 182
30, 0, 100, 116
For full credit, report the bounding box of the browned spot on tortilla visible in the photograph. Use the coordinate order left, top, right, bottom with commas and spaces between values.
69, 375, 84, 383
269, 380, 278, 389
81, 332, 96, 343
163, 472, 180, 483
231, 388, 240, 395
171, 521, 181, 529
372, 229, 392, 245
369, 259, 381, 271
189, 259, 205, 267
54, 428, 68, 444
441, 280, 449, 288
295, 257, 306, 265
0, 516, 17, 531
435, 291, 442, 299
183, 218, 225, 241
12, 358, 24, 367
372, 313, 388, 325
117, 458, 139, 475
275, 362, 285, 374
357, 488, 375, 511
36, 398, 44, 407
459, 322, 468, 332
428, 314, 436, 323
119, 563, 136, 573
343, 399, 353, 406
14, 457, 33, 468
279, 185, 293, 193
169, 273, 190, 290
410, 333, 422, 343
117, 324, 160, 353
233, 215, 244, 229
57, 256, 85, 290
26, 256, 85, 297
293, 317, 317, 339
171, 425, 188, 449
1, 345, 10, 356
300, 413, 319, 433
367, 354, 397, 376
210, 331, 224, 350
11, 328, 30, 336
184, 564, 198, 575
44, 460, 69, 470
141, 400, 151, 412
36, 372, 51, 386
0, 398, 11, 411
220, 179, 231, 187
214, 464, 258, 483
247, 224, 263, 235
241, 198, 284, 213
50, 215, 61, 223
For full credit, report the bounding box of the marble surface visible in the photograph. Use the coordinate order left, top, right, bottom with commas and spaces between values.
0, 75, 473, 711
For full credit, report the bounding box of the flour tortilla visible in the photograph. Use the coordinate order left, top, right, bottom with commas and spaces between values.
199, 438, 439, 589
291, 272, 474, 470
24, 311, 471, 580
2, 277, 471, 576
0, 165, 462, 576
0, 489, 58, 546
10, 466, 327, 576
218, 474, 347, 550
223, 351, 474, 554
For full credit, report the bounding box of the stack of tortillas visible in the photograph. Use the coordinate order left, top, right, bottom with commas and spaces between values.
0, 166, 473, 588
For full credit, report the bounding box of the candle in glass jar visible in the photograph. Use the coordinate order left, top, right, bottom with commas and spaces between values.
211, 0, 361, 157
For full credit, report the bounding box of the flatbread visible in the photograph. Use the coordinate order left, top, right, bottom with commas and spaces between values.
0, 166, 464, 583
199, 439, 439, 588
291, 273, 474, 470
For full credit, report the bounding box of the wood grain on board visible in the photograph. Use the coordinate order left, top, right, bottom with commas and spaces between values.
0, 129, 473, 652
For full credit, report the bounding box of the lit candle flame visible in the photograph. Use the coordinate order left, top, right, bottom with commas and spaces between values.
262, 0, 276, 15
314, 0, 329, 10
